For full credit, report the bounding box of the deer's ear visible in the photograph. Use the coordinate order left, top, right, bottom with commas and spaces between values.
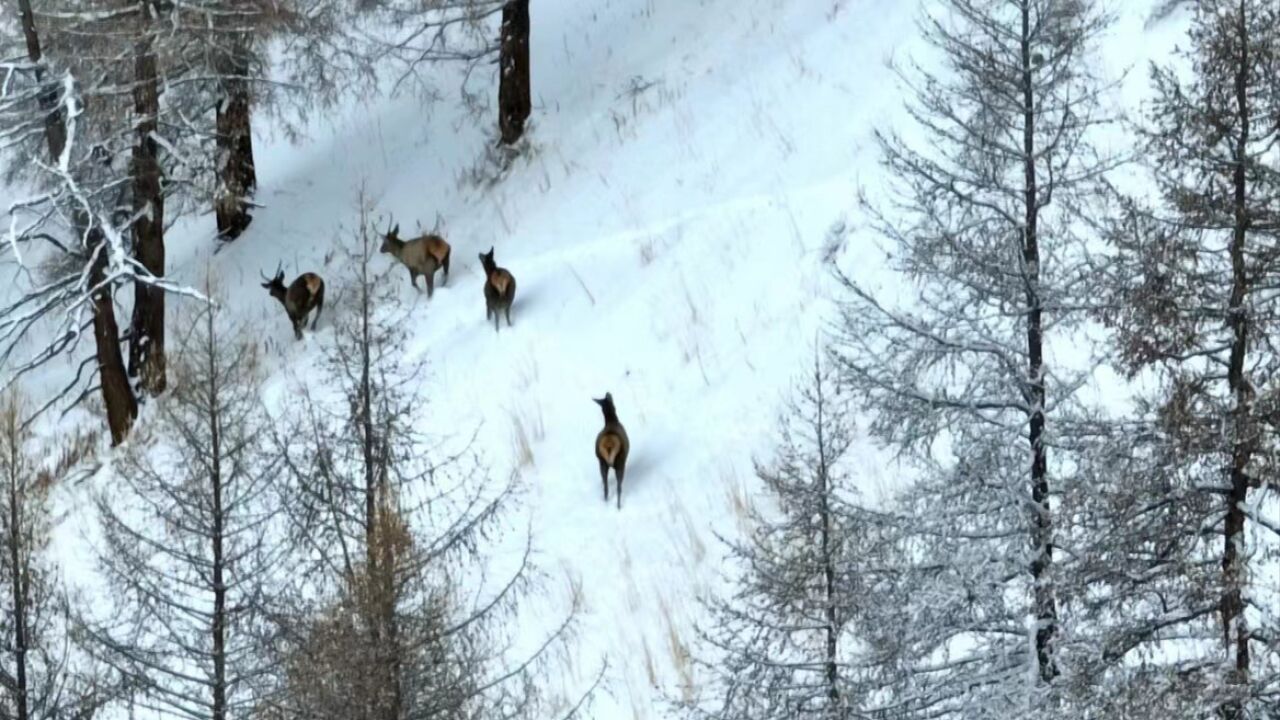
392, 223, 399, 235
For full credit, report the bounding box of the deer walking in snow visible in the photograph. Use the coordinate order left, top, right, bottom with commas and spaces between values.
479, 246, 516, 331
261, 264, 325, 340
380, 222, 451, 297
594, 393, 630, 509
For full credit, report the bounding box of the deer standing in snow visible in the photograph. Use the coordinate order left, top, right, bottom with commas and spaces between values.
594, 393, 630, 509
478, 246, 516, 331
260, 264, 325, 340
380, 222, 452, 297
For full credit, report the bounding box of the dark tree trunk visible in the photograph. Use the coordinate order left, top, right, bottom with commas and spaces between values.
214, 44, 256, 241
89, 227, 138, 445
1220, 10, 1253, 717
6, 454, 31, 720
128, 21, 166, 395
498, 0, 531, 146
210, 327, 227, 720
817, 391, 839, 707
1021, 3, 1057, 686
17, 0, 66, 162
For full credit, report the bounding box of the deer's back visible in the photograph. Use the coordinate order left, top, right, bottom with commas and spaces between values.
288, 273, 323, 311
421, 234, 450, 262
487, 269, 516, 300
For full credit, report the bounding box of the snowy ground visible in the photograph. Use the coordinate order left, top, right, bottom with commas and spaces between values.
4, 0, 1190, 716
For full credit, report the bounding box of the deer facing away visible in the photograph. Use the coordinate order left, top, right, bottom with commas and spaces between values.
594, 393, 630, 509
479, 246, 516, 331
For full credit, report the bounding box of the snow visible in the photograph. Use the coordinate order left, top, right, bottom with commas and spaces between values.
0, 0, 1190, 716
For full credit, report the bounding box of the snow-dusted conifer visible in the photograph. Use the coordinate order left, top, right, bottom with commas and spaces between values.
1081, 1, 1280, 717
682, 352, 879, 719
832, 0, 1117, 716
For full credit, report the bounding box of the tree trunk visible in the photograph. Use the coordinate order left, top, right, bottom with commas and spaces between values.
17, 0, 65, 162
817, 384, 840, 708
6, 440, 31, 720
1020, 2, 1058, 686
90, 228, 138, 445
209, 311, 227, 720
497, 0, 531, 146
214, 44, 256, 241
1220, 9, 1253, 717
128, 18, 166, 395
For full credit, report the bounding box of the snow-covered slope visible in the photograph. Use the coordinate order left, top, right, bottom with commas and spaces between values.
10, 0, 1190, 716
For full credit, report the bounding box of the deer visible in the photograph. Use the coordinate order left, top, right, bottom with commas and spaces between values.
478, 246, 516, 331
260, 264, 325, 340
593, 393, 630, 509
379, 222, 451, 297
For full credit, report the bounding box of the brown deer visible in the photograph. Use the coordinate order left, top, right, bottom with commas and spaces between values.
261, 264, 325, 340
380, 222, 451, 297
594, 393, 630, 509
478, 246, 516, 331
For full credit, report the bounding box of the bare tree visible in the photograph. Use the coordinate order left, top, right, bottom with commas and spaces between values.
0, 77, 173, 443
83, 297, 283, 720
1, 389, 115, 720
681, 352, 881, 719
265, 207, 577, 720
832, 0, 1117, 716
1082, 1, 1280, 716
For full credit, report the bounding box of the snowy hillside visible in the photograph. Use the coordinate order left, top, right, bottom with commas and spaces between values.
6, 0, 1192, 716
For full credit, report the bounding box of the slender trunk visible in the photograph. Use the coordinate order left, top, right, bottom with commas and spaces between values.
127, 9, 166, 395
17, 0, 66, 162
88, 227, 138, 445
815, 373, 840, 709
6, 439, 30, 720
357, 245, 386, 720
208, 307, 227, 720
1220, 7, 1253, 717
214, 43, 256, 241
1021, 1, 1057, 686
497, 0, 531, 146
376, 479, 401, 720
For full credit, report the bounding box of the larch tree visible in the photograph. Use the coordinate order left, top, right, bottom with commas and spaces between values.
681, 353, 881, 719
1, 390, 115, 720
83, 300, 283, 720
1084, 0, 1280, 716
264, 208, 577, 720
832, 0, 1117, 716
